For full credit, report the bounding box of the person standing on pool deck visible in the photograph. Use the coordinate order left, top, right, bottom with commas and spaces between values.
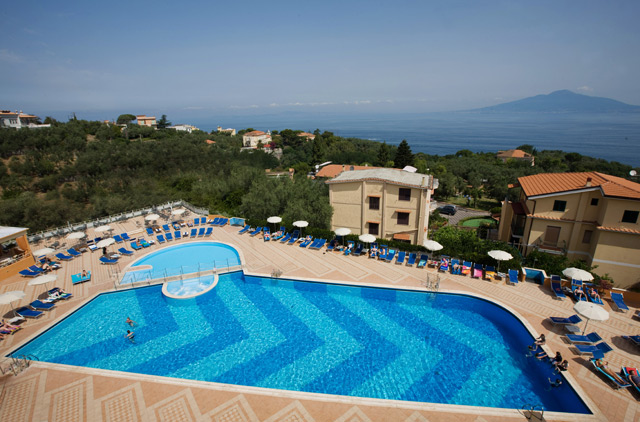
125, 330, 135, 343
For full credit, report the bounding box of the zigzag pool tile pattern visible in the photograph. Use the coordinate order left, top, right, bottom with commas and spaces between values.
11, 272, 590, 413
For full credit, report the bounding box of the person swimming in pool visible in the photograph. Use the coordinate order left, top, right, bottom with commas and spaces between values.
126, 317, 136, 327
125, 330, 135, 342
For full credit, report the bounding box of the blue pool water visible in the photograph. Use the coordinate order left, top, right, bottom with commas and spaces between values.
121, 242, 240, 283
12, 272, 590, 413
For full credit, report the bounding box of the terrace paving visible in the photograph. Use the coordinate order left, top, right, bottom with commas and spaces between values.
0, 214, 638, 421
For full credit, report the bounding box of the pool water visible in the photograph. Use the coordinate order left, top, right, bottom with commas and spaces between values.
165, 274, 216, 296
121, 242, 240, 283
12, 272, 589, 413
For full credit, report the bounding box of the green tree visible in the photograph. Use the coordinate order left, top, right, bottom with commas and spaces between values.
117, 114, 136, 124
377, 141, 391, 167
394, 140, 414, 168
156, 114, 171, 129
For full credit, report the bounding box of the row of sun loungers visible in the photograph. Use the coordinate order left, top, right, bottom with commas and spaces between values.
191, 217, 228, 226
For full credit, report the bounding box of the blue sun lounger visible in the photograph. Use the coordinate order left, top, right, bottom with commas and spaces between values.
353, 243, 363, 256
211, 217, 220, 226
590, 355, 631, 389
567, 332, 602, 344
118, 247, 134, 256
140, 239, 151, 248
250, 227, 262, 236
30, 300, 55, 311
48, 287, 72, 300
280, 233, 291, 243
385, 249, 396, 262
28, 265, 45, 273
15, 306, 43, 319
121, 233, 132, 241
113, 234, 124, 243
549, 314, 583, 325
146, 228, 154, 236
67, 248, 82, 257
571, 279, 588, 302
130, 242, 142, 250
407, 252, 417, 266
574, 342, 613, 356
156, 235, 166, 243
190, 228, 197, 237
299, 236, 313, 248
218, 218, 228, 226
198, 227, 205, 236
288, 230, 300, 245
194, 217, 200, 225
551, 281, 566, 299
378, 245, 389, 260
450, 258, 461, 274
343, 240, 354, 255
587, 290, 604, 306
99, 256, 118, 265
610, 292, 630, 312
396, 251, 406, 264
622, 367, 639, 393
174, 231, 182, 240
238, 225, 251, 234
508, 269, 519, 285
19, 269, 40, 277
161, 224, 170, 232
165, 232, 173, 241
309, 238, 326, 249
417, 254, 429, 268
55, 252, 73, 261
204, 227, 212, 236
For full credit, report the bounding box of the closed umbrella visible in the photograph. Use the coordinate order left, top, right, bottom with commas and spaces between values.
293, 220, 309, 237
33, 247, 54, 257
66, 231, 86, 240
574, 301, 609, 335
563, 267, 594, 282
488, 250, 513, 272
0, 290, 26, 312
95, 225, 112, 233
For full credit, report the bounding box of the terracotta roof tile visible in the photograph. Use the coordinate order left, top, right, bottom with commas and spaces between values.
316, 164, 379, 178
244, 130, 266, 136
519, 172, 640, 200
497, 149, 532, 159
597, 226, 640, 235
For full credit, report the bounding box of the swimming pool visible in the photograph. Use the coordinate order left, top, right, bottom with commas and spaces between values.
12, 272, 590, 413
121, 241, 240, 284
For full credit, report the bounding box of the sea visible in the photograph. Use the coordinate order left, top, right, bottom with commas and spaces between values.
193, 112, 640, 166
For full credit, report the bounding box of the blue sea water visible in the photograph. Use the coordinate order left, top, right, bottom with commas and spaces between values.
12, 272, 590, 413
199, 112, 640, 166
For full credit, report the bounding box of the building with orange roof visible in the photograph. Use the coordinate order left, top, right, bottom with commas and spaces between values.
0, 110, 49, 129
498, 172, 640, 288
136, 115, 157, 127
315, 164, 380, 179
297, 132, 315, 141
496, 149, 535, 166
242, 130, 271, 148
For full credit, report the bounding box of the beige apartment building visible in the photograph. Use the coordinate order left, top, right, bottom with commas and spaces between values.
326, 168, 438, 245
498, 172, 640, 289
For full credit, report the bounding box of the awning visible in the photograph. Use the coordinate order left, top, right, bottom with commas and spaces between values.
393, 233, 411, 241
396, 209, 412, 213
367, 220, 380, 224
367, 194, 381, 198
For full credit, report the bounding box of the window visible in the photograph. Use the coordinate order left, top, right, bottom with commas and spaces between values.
399, 188, 411, 201
622, 210, 639, 224
552, 200, 566, 212
369, 196, 380, 210
397, 212, 409, 225
368, 222, 379, 235
590, 198, 599, 206
582, 230, 593, 243
543, 226, 561, 247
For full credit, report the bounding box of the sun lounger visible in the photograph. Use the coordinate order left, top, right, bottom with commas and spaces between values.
507, 269, 519, 285
55, 252, 73, 261
549, 314, 583, 325
378, 245, 389, 260
343, 240, 354, 255
113, 234, 123, 243
484, 265, 496, 280
590, 357, 631, 389
438, 258, 449, 272
156, 234, 166, 243
353, 243, 364, 256
461, 261, 472, 275
118, 247, 134, 256
309, 238, 326, 249
173, 231, 181, 240
121, 233, 132, 241
406, 252, 417, 266
571, 280, 588, 302
238, 224, 251, 234
194, 217, 200, 225
622, 367, 640, 394
165, 232, 173, 241
172, 223, 181, 231
159, 224, 168, 232
146, 228, 154, 236
204, 227, 213, 236
449, 258, 460, 274
99, 256, 118, 265
195, 227, 203, 236
551, 281, 566, 299
140, 239, 151, 247
574, 342, 613, 356
48, 287, 72, 300
250, 227, 262, 236
299, 236, 313, 248
417, 254, 429, 268
396, 250, 406, 264
15, 306, 43, 319
472, 263, 483, 278
623, 335, 640, 348
218, 218, 228, 226
67, 248, 82, 257
211, 217, 221, 226
190, 228, 197, 237
19, 269, 40, 277
71, 270, 92, 284
28, 265, 45, 273
30, 300, 55, 311
567, 332, 602, 344
385, 249, 396, 262
587, 289, 604, 306
280, 233, 291, 243
610, 292, 629, 312
130, 241, 142, 250
288, 230, 300, 245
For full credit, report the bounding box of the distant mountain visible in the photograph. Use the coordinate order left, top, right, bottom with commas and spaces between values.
472, 90, 640, 113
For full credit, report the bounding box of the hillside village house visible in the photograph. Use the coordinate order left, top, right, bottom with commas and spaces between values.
136, 115, 157, 127
0, 110, 50, 129
498, 172, 640, 289
217, 126, 237, 136
297, 132, 315, 141
242, 130, 271, 148
315, 164, 379, 179
326, 168, 438, 245
496, 149, 535, 166
169, 124, 199, 133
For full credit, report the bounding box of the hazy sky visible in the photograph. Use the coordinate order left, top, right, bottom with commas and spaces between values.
2, 1, 639, 121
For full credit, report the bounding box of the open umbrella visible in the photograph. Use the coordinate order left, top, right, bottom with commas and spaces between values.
335, 228, 351, 245
96, 238, 116, 248
563, 267, 594, 282
488, 250, 513, 272
0, 290, 26, 312
293, 220, 309, 237
359, 234, 376, 243
267, 216, 282, 231
66, 231, 86, 240
32, 247, 54, 257
95, 225, 112, 233
171, 208, 186, 216
574, 301, 609, 335
423, 240, 443, 251
145, 214, 160, 221
28, 274, 57, 294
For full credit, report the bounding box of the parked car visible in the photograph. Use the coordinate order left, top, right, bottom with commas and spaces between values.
437, 205, 458, 215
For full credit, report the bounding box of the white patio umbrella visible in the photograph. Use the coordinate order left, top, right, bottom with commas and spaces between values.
66, 231, 86, 240
423, 240, 443, 252
293, 220, 309, 237
335, 227, 351, 245
32, 247, 54, 257
488, 250, 513, 272
359, 234, 376, 243
96, 238, 116, 249
574, 301, 609, 335
95, 225, 112, 233
267, 216, 282, 231
0, 290, 26, 312
563, 267, 594, 282
145, 214, 160, 221
171, 208, 186, 216
28, 274, 57, 294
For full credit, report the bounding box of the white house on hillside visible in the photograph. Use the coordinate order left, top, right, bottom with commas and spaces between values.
242, 130, 271, 148
0, 110, 50, 129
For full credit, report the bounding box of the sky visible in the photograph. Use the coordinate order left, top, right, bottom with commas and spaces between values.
2, 0, 640, 122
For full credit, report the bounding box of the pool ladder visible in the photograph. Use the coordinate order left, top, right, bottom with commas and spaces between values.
522, 404, 544, 420
422, 273, 440, 291
1, 354, 39, 376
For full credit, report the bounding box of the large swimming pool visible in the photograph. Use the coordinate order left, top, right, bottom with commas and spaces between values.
12, 271, 590, 413
121, 241, 240, 283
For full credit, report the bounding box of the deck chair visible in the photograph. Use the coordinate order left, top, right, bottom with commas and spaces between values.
238, 225, 251, 234
484, 265, 496, 280
450, 259, 461, 274
623, 335, 640, 348
67, 248, 82, 257
571, 279, 588, 302
567, 332, 602, 344
417, 254, 429, 268
461, 261, 472, 276
378, 245, 389, 260
590, 357, 631, 389
353, 243, 364, 256
472, 263, 483, 278
198, 227, 205, 236
395, 251, 406, 264
204, 227, 213, 236
28, 265, 45, 273
300, 236, 314, 248
551, 281, 566, 299
30, 300, 55, 311
156, 235, 166, 243
407, 252, 417, 266
610, 292, 629, 312
99, 256, 118, 265
288, 230, 300, 245
130, 242, 142, 250
190, 228, 197, 237
549, 314, 583, 325
438, 258, 449, 272
118, 247, 134, 256
385, 249, 396, 262
622, 367, 640, 393
507, 269, 519, 285
280, 233, 291, 243
344, 241, 355, 255
587, 287, 605, 306
165, 232, 173, 241
250, 227, 262, 236
19, 269, 41, 277
194, 217, 200, 225
574, 342, 613, 356
113, 234, 124, 243
15, 306, 43, 319
55, 252, 73, 261
174, 231, 182, 240
121, 233, 132, 241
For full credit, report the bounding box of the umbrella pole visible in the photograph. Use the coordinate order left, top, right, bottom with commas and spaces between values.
582, 319, 590, 336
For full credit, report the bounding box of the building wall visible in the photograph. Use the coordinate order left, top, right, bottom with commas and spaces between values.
591, 230, 640, 288
243, 134, 269, 148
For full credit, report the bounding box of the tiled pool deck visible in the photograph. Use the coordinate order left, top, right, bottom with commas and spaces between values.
0, 215, 638, 421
